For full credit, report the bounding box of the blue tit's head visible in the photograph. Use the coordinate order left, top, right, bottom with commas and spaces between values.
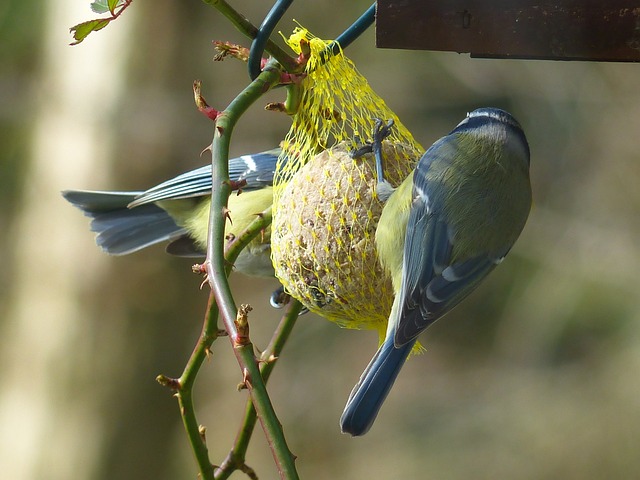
451, 107, 530, 164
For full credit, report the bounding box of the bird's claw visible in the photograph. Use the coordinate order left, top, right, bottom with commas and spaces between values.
350, 118, 395, 158
372, 118, 395, 145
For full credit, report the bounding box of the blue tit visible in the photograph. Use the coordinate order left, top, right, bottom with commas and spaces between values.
340, 108, 532, 436
63, 149, 281, 278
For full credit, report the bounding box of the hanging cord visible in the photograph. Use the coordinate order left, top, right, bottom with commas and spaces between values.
330, 3, 376, 55
248, 0, 293, 80
248, 1, 376, 80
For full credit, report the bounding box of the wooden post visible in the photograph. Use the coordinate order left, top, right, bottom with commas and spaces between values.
376, 1, 640, 62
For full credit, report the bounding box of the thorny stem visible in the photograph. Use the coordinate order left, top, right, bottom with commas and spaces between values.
205, 60, 300, 479
160, 208, 282, 480
179, 296, 218, 477
157, 292, 221, 480
215, 300, 303, 479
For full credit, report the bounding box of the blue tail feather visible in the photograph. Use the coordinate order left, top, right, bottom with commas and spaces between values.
340, 337, 415, 436
62, 190, 186, 255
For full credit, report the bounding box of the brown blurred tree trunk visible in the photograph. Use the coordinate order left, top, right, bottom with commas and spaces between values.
0, 2, 132, 478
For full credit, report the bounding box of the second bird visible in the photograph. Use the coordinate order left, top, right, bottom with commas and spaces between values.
340, 108, 532, 436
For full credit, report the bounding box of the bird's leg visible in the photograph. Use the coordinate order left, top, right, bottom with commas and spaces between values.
365, 119, 396, 201
350, 119, 396, 201
371, 118, 395, 187
350, 119, 394, 160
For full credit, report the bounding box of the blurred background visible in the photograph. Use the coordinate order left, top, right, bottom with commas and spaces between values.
2, 1, 640, 478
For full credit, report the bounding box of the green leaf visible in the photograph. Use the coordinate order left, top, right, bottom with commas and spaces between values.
90, 0, 123, 15
69, 19, 111, 45
108, 0, 122, 15
90, 0, 111, 14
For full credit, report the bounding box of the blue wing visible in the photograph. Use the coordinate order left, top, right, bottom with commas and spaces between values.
128, 148, 281, 207
62, 148, 282, 255
393, 141, 502, 346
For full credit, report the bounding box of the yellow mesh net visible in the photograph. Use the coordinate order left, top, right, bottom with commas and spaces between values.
272, 28, 423, 341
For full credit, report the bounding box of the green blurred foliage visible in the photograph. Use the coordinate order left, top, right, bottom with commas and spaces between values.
1, 1, 640, 479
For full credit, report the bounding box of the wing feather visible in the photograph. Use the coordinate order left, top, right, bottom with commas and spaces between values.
393, 139, 501, 346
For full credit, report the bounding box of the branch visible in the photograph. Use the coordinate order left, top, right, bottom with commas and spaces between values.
215, 299, 303, 479
157, 290, 221, 480
69, 0, 133, 45
224, 208, 272, 272
205, 60, 300, 479
159, 208, 277, 479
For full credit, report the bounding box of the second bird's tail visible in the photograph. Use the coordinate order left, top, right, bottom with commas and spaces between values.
62, 190, 186, 255
340, 336, 415, 436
